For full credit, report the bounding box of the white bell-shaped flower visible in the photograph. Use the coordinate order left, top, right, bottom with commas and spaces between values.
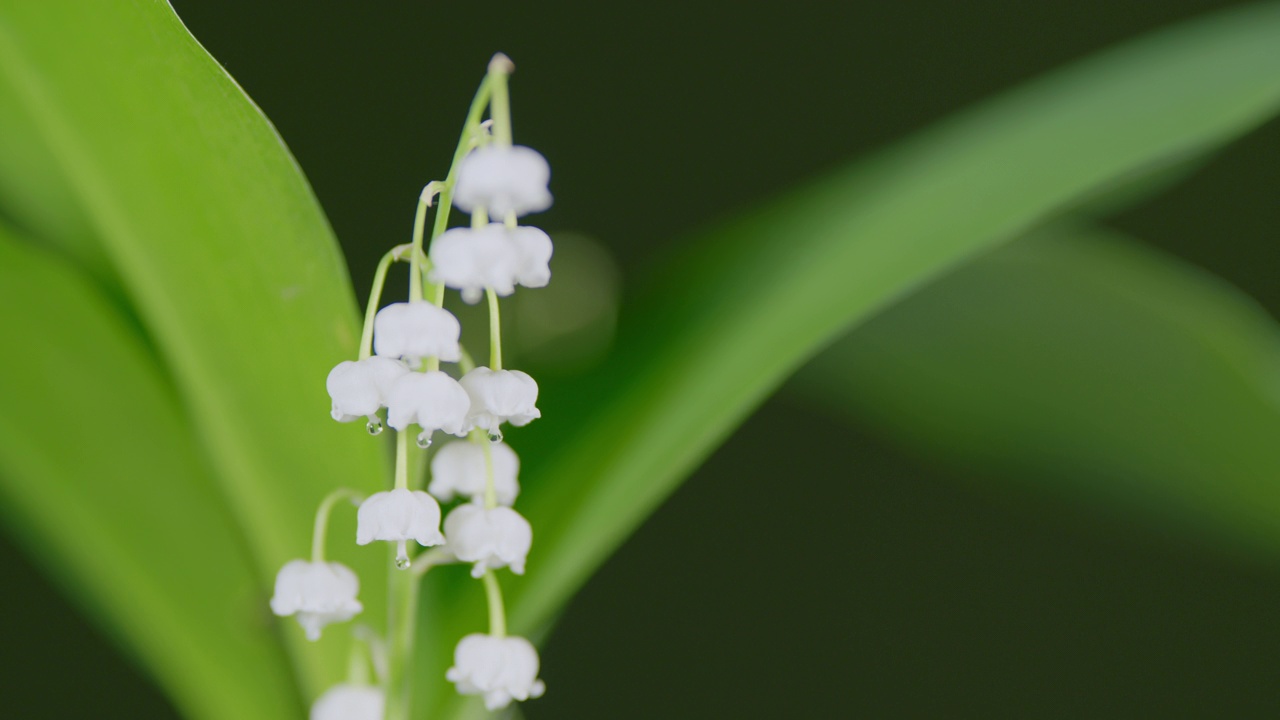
459, 367, 540, 433
311, 684, 384, 720
509, 225, 553, 289
270, 560, 362, 641
446, 634, 546, 711
443, 503, 532, 578
428, 440, 520, 506
429, 225, 518, 304
373, 301, 462, 363
429, 224, 554, 304
326, 356, 410, 422
454, 145, 552, 218
356, 488, 445, 548
386, 371, 472, 443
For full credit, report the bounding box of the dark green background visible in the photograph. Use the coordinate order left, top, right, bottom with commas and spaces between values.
3, 1, 1278, 717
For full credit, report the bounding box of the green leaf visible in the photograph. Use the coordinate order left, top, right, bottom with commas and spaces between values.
793, 223, 1280, 557
0, 223, 301, 720
0, 0, 388, 702
420, 6, 1280, 713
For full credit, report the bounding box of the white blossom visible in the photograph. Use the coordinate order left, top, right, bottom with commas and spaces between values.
270, 560, 362, 641
326, 356, 410, 422
509, 225, 553, 289
429, 440, 520, 506
428, 225, 517, 303
373, 301, 461, 363
454, 146, 552, 218
446, 634, 546, 711
428, 224, 553, 304
356, 488, 445, 547
443, 503, 532, 578
311, 684, 384, 720
460, 367, 540, 433
386, 371, 472, 443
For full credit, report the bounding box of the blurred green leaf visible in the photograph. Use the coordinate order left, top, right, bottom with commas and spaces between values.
793, 223, 1280, 556
418, 7, 1280, 712
0, 0, 388, 703
0, 224, 300, 720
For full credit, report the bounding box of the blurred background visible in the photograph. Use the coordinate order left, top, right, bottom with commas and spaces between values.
4, 0, 1279, 717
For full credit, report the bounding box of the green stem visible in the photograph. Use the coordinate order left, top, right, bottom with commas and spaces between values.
410, 547, 457, 579
385, 425, 418, 720
358, 245, 431, 359
476, 426, 508, 638
394, 429, 409, 491
359, 248, 398, 360
482, 570, 507, 638
488, 54, 514, 147
382, 69, 500, 720
408, 200, 429, 303
458, 345, 477, 375
479, 426, 497, 510
385, 548, 419, 720
486, 288, 502, 372
347, 634, 371, 686
428, 77, 494, 309
310, 488, 364, 563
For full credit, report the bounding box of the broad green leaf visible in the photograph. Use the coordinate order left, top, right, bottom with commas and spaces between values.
420, 6, 1280, 714
0, 0, 388, 700
0, 223, 300, 720
793, 223, 1280, 557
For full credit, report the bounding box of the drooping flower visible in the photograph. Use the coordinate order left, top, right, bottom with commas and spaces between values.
443, 503, 532, 578
508, 225, 553, 289
270, 560, 363, 641
446, 634, 546, 711
326, 356, 410, 422
310, 684, 384, 720
459, 367, 540, 433
356, 488, 445, 548
428, 225, 518, 303
428, 224, 554, 304
386, 371, 472, 444
428, 440, 520, 506
453, 145, 552, 218
373, 301, 462, 363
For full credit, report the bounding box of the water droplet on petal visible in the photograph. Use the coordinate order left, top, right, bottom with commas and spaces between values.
395, 554, 411, 570
416, 432, 433, 449
366, 418, 384, 436
487, 430, 503, 443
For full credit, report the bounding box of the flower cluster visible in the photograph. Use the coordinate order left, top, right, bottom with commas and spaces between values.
269, 54, 549, 717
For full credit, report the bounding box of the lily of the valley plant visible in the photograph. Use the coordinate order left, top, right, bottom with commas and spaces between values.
271, 54, 549, 720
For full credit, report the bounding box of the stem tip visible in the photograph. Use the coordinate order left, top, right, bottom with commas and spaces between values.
489, 52, 515, 74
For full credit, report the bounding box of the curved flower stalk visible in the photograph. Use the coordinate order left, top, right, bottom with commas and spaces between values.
278, 52, 555, 719
270, 488, 365, 640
